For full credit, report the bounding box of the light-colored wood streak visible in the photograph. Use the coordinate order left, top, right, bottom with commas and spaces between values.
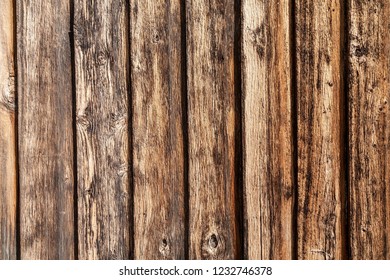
295, 0, 345, 260
348, 0, 390, 259
187, 0, 238, 259
242, 0, 294, 260
0, 0, 17, 260
17, 0, 74, 259
74, 0, 130, 259
131, 0, 185, 259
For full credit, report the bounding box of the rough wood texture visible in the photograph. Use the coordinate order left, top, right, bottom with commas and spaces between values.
187, 0, 238, 259
295, 0, 345, 260
74, 0, 130, 259
348, 0, 390, 259
0, 0, 17, 260
17, 0, 74, 259
242, 0, 294, 260
4, 0, 390, 261
131, 0, 185, 259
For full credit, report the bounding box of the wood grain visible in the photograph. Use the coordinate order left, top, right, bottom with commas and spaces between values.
74, 0, 130, 259
131, 0, 185, 259
17, 0, 74, 259
187, 0, 238, 259
295, 0, 346, 259
0, 0, 17, 260
348, 0, 390, 259
242, 0, 294, 260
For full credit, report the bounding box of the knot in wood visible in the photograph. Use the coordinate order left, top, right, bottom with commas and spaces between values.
353, 46, 369, 58
152, 31, 161, 44
201, 232, 224, 258
209, 234, 218, 249
159, 238, 170, 257
247, 25, 266, 59
97, 50, 109, 66
0, 76, 16, 112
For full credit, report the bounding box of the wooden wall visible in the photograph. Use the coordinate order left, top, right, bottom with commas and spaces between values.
0, 0, 389, 260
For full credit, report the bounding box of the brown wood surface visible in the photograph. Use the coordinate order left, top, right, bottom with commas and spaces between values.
74, 0, 130, 259
295, 0, 346, 260
17, 0, 75, 259
3, 0, 390, 261
348, 0, 390, 259
0, 0, 17, 260
242, 0, 294, 259
187, 0, 238, 259
131, 0, 185, 259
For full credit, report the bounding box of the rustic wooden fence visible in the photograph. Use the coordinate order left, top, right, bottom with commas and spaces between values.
0, 0, 389, 260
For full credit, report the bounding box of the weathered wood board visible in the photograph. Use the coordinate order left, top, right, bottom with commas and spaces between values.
74, 0, 131, 259
348, 0, 390, 260
186, 0, 239, 259
242, 0, 294, 260
131, 0, 186, 260
0, 0, 17, 260
295, 0, 346, 260
17, 0, 75, 259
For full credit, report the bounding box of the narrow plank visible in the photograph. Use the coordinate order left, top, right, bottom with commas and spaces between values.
74, 0, 130, 259
187, 0, 238, 259
17, 0, 74, 259
295, 0, 345, 259
131, 0, 185, 259
349, 0, 390, 259
0, 0, 17, 260
242, 0, 294, 259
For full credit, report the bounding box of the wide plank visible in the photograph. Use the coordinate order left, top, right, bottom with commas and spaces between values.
131, 0, 185, 259
74, 0, 130, 259
295, 0, 346, 259
0, 0, 17, 260
348, 0, 390, 259
187, 0, 238, 259
17, 0, 75, 259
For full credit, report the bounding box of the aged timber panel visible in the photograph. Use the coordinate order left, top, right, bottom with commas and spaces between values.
0, 0, 17, 260
187, 0, 239, 259
131, 0, 185, 259
242, 0, 294, 259
74, 0, 130, 259
348, 0, 390, 259
295, 0, 346, 259
17, 0, 75, 259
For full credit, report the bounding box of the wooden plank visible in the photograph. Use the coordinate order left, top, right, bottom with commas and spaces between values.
295, 0, 345, 259
242, 0, 294, 259
74, 0, 130, 259
187, 0, 238, 259
17, 0, 74, 259
0, 0, 17, 260
348, 0, 390, 259
131, 0, 185, 259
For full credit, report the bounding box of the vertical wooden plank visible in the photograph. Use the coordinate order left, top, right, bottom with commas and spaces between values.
349, 0, 390, 259
17, 0, 74, 259
295, 0, 345, 259
74, 0, 130, 259
187, 0, 238, 259
131, 1, 185, 259
242, 0, 294, 259
0, 0, 16, 260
